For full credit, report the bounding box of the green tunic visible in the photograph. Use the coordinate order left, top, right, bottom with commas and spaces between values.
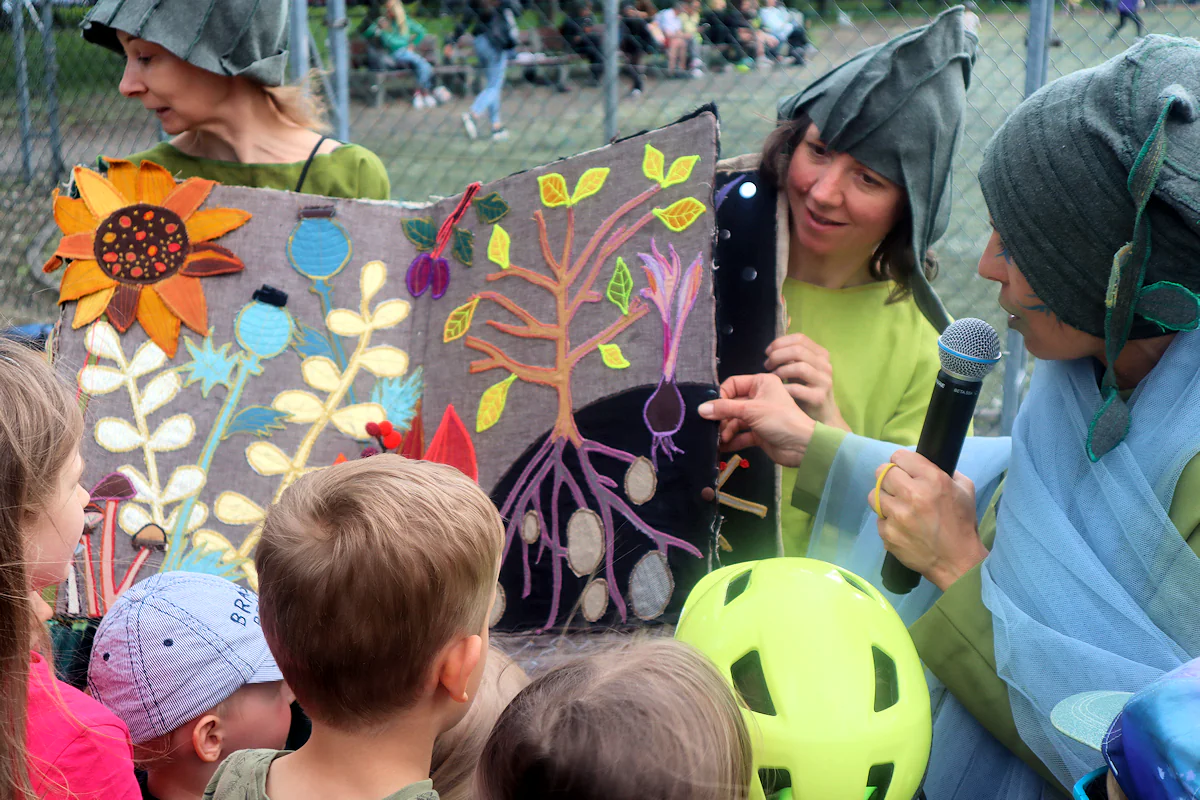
791, 422, 1200, 792
117, 142, 391, 201
203, 749, 438, 800
779, 277, 940, 556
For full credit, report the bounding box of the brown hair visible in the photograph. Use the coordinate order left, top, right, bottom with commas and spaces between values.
760, 111, 939, 303
0, 339, 86, 799
257, 455, 503, 730
475, 638, 753, 800
432, 648, 530, 800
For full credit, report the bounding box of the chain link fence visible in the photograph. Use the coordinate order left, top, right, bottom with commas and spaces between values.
2, 0, 1197, 425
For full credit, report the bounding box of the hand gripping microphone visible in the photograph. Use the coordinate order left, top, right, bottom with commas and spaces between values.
881, 318, 1002, 594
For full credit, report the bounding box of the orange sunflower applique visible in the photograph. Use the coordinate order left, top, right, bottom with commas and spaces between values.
44, 160, 251, 358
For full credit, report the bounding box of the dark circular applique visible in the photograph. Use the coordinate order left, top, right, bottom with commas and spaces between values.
94, 203, 189, 284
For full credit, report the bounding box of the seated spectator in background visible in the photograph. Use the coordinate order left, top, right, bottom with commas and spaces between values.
656, 0, 691, 74
561, 0, 605, 82
89, 573, 294, 800
733, 0, 772, 63
679, 0, 705, 77
365, 0, 450, 109
758, 0, 808, 64
701, 0, 752, 67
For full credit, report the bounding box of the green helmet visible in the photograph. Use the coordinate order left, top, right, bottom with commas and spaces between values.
675, 558, 931, 800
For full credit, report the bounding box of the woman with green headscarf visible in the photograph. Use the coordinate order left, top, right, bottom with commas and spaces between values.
79, 0, 391, 200
700, 36, 1200, 799
713, 8, 976, 559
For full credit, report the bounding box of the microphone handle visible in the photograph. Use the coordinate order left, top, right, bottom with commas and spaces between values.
881, 370, 982, 594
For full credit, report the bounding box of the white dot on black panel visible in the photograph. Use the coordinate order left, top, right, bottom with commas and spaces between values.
738, 181, 757, 199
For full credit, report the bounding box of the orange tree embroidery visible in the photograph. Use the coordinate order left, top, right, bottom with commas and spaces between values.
443, 144, 709, 630
45, 161, 250, 358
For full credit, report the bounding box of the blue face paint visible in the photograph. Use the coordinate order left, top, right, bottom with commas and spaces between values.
1019, 293, 1054, 316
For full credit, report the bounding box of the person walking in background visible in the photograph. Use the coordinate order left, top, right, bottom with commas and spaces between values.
365, 0, 451, 110
620, 0, 662, 96
448, 0, 521, 141
1108, 0, 1146, 39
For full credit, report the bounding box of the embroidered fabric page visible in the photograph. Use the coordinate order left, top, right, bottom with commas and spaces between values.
51, 111, 721, 631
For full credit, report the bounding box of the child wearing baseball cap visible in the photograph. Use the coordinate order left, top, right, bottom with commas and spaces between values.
88, 572, 294, 800
1050, 657, 1200, 800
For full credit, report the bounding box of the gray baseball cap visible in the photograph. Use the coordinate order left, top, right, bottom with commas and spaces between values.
89, 571, 283, 745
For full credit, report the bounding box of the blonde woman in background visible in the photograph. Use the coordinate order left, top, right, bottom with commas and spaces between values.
81, 0, 391, 200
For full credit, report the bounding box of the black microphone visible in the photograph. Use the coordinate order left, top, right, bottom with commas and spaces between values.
881, 318, 1002, 594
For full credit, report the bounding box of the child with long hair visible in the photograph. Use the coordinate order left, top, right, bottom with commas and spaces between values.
431, 648, 529, 800
0, 341, 140, 799
474, 638, 752, 800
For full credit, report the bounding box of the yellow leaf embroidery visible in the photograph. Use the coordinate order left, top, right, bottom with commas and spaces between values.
477, 373, 518, 433
246, 441, 292, 476
330, 402, 387, 438
358, 345, 409, 377
643, 144, 665, 184
652, 197, 707, 232
488, 224, 511, 270
301, 356, 342, 393
445, 297, 481, 342
359, 260, 387, 305
214, 491, 266, 525
571, 168, 610, 205
326, 309, 367, 337
599, 343, 631, 369
272, 389, 325, 423
371, 298, 410, 328
661, 155, 700, 189
538, 174, 570, 208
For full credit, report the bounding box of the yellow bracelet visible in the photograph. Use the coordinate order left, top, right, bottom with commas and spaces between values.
873, 463, 897, 518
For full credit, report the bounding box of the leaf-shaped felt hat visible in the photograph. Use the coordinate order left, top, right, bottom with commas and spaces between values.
82, 0, 290, 87
777, 6, 978, 334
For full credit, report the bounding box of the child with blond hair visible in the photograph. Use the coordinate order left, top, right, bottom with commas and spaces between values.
0, 341, 140, 799
474, 638, 753, 800
431, 648, 529, 800
204, 455, 504, 800
88, 572, 294, 800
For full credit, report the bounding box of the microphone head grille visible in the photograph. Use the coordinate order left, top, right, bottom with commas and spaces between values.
938, 318, 1002, 381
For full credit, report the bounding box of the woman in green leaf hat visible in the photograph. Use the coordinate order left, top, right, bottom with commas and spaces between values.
80, 0, 390, 200
713, 7, 977, 559
700, 35, 1200, 799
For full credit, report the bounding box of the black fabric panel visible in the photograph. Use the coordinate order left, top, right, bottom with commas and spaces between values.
713, 168, 782, 562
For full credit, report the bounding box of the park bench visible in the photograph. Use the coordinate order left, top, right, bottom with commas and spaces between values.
348, 35, 473, 107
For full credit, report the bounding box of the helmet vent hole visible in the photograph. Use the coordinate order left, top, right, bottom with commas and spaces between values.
872, 647, 899, 712
731, 650, 776, 716
759, 768, 792, 795
837, 568, 872, 597
725, 570, 752, 605
866, 763, 895, 799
